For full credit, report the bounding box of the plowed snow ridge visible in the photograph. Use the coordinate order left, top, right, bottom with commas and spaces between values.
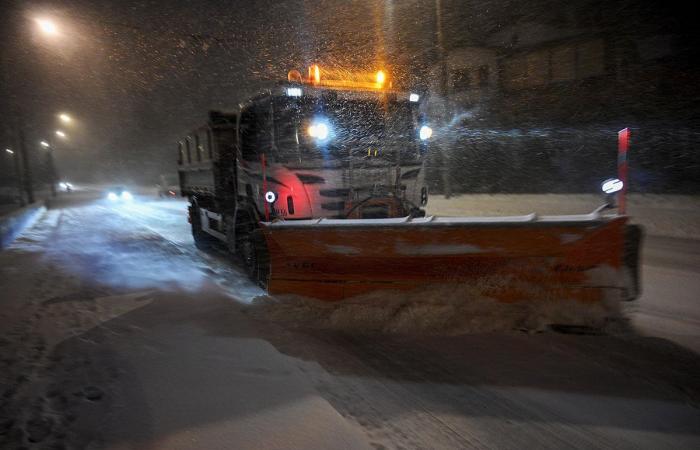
247, 282, 620, 335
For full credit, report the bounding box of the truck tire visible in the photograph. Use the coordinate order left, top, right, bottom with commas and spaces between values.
189, 203, 215, 249
234, 209, 269, 288
224, 214, 237, 254
238, 229, 269, 288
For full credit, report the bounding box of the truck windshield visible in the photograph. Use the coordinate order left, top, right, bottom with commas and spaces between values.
272, 95, 421, 166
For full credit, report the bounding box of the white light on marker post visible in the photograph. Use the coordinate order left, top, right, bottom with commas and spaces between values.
602, 178, 623, 194
601, 178, 623, 210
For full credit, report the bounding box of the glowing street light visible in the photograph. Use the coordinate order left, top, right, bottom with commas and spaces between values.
55, 130, 67, 138
59, 113, 72, 124
35, 18, 58, 36
5, 148, 14, 154
40, 141, 50, 148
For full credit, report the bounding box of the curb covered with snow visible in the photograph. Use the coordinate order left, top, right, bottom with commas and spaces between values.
0, 202, 46, 249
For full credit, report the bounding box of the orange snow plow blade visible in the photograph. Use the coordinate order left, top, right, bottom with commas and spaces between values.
260, 214, 641, 302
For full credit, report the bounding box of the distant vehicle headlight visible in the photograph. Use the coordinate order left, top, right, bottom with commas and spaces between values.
108, 192, 118, 201
419, 125, 433, 141
59, 182, 67, 189
121, 191, 133, 200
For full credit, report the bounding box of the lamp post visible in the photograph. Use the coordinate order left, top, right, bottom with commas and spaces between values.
1, 15, 68, 204
5, 148, 25, 206
40, 140, 59, 197
43, 127, 70, 198
18, 125, 35, 203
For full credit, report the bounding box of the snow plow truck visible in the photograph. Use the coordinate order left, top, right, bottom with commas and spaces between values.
177, 65, 642, 304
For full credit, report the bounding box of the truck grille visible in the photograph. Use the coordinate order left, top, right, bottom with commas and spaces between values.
296, 174, 326, 184
319, 188, 350, 197
321, 201, 346, 211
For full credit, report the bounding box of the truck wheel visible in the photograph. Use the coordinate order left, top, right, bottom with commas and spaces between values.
189, 203, 215, 249
239, 229, 269, 288
224, 214, 238, 254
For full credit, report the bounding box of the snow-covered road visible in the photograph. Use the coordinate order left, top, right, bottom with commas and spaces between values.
626, 235, 700, 353
1, 192, 699, 449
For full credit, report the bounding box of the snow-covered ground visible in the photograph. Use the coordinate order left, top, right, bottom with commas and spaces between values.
249, 284, 620, 336
0, 193, 366, 449
1, 192, 699, 449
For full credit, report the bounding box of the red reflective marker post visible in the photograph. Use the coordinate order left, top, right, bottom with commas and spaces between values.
618, 128, 630, 215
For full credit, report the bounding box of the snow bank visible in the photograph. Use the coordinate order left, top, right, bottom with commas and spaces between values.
427, 194, 700, 239
246, 281, 620, 335
0, 202, 46, 249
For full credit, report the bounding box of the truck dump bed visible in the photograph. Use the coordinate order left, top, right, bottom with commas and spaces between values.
177, 111, 236, 199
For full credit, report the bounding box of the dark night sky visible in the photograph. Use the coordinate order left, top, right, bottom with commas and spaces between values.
1, 0, 698, 189
1, 0, 443, 184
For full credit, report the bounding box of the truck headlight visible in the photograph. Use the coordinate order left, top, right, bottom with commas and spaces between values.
419, 125, 433, 140
308, 121, 330, 141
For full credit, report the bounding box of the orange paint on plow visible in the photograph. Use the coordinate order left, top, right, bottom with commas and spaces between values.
261, 215, 630, 303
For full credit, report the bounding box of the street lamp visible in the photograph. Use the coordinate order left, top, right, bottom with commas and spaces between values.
59, 113, 72, 124
55, 130, 66, 138
35, 18, 59, 36
40, 140, 50, 148
3, 17, 67, 205
5, 148, 13, 154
